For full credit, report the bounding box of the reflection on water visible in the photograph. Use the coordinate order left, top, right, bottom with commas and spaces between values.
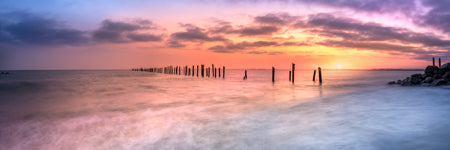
1, 70, 449, 149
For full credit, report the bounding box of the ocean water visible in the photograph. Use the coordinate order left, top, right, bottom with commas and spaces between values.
0, 70, 449, 150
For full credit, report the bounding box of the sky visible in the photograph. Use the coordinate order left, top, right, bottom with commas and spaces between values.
0, 0, 450, 70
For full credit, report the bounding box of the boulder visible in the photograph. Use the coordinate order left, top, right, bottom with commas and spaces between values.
431, 79, 448, 86
388, 81, 396, 84
443, 72, 450, 79
396, 80, 402, 84
422, 77, 433, 83
410, 77, 422, 85
440, 63, 450, 71
425, 65, 439, 75
411, 74, 423, 80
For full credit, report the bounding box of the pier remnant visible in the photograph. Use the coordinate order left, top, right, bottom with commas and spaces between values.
289, 71, 291, 81
197, 65, 199, 77
272, 67, 275, 82
223, 66, 225, 79
219, 68, 221, 77
201, 65, 204, 77
439, 58, 441, 68
313, 70, 316, 81
243, 70, 247, 80
433, 57, 435, 66
214, 68, 217, 78
318, 67, 322, 83
292, 63, 295, 83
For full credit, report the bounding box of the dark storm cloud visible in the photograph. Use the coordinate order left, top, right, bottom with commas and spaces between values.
92, 19, 163, 43
0, 12, 89, 46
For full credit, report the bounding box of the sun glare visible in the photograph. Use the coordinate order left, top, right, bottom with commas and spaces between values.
336, 64, 343, 69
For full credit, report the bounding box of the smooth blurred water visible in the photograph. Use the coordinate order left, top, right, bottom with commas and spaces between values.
0, 70, 449, 150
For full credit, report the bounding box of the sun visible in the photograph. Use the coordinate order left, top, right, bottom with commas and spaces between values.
336, 64, 343, 69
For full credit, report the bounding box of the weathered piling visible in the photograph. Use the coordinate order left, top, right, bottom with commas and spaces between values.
289, 71, 291, 81
214, 68, 217, 78
218, 68, 221, 77
433, 57, 435, 66
201, 64, 205, 77
313, 70, 316, 81
272, 67, 275, 82
212, 64, 215, 77
192, 65, 194, 77
188, 68, 191, 76
179, 66, 181, 75
439, 58, 441, 68
292, 63, 295, 83
244, 70, 248, 80
197, 65, 199, 77
223, 66, 225, 79
318, 67, 322, 83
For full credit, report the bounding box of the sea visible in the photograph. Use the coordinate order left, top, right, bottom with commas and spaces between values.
0, 70, 449, 150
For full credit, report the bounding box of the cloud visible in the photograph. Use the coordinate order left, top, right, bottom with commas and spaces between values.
0, 12, 89, 46
209, 21, 280, 36
170, 24, 229, 42
254, 13, 298, 25
296, 13, 450, 47
207, 40, 307, 54
92, 19, 163, 43
127, 33, 162, 42
416, 0, 450, 34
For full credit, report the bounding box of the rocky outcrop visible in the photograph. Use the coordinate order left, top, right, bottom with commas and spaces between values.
389, 63, 450, 86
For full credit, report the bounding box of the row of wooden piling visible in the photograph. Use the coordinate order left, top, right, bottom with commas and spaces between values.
271, 63, 322, 83
132, 63, 323, 84
131, 64, 226, 79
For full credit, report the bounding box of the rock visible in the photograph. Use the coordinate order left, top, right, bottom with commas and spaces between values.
425, 65, 439, 75
410, 77, 422, 85
388, 81, 396, 84
411, 74, 422, 79
443, 72, 450, 79
431, 79, 448, 86
433, 74, 442, 79
401, 77, 411, 86
422, 77, 433, 83
440, 63, 450, 71
396, 80, 402, 84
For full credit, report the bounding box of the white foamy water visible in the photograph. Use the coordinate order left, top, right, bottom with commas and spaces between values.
0, 70, 449, 150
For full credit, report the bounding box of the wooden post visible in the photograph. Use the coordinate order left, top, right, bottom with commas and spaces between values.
244, 69, 247, 80
318, 67, 322, 83
192, 65, 194, 77
289, 71, 291, 81
439, 58, 441, 68
201, 65, 205, 77
218, 68, 221, 77
292, 63, 295, 83
214, 68, 217, 78
212, 64, 215, 77
188, 68, 191, 76
272, 67, 275, 82
197, 65, 199, 77
433, 57, 435, 66
313, 70, 316, 81
223, 66, 225, 79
